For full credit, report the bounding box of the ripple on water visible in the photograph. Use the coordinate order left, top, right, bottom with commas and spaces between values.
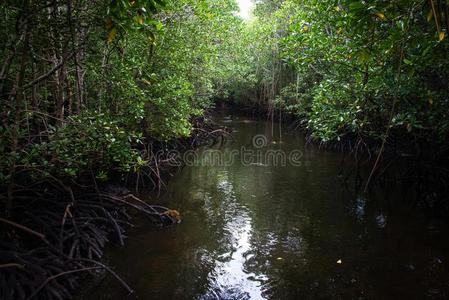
88, 114, 449, 300
198, 206, 268, 300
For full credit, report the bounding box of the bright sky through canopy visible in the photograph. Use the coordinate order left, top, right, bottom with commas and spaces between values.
236, 0, 252, 19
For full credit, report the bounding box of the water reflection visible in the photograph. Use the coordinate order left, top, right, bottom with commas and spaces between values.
201, 212, 266, 300
199, 166, 266, 299
85, 113, 449, 300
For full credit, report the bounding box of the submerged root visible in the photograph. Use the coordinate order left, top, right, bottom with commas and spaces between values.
0, 180, 180, 300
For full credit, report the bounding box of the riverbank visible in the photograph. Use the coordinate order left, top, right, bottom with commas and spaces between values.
0, 115, 229, 300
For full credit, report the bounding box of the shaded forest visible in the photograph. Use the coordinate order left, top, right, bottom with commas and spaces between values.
1, 0, 449, 299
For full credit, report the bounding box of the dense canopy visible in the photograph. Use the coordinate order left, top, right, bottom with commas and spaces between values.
1, 0, 449, 299
1, 0, 448, 181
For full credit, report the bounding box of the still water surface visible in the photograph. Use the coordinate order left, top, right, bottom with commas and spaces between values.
88, 114, 449, 299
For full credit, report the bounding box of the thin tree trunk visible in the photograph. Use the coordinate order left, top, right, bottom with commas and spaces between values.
0, 34, 24, 95
6, 21, 30, 218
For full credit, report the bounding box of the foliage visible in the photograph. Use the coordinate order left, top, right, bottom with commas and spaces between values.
2, 0, 449, 186
0, 0, 247, 186
235, 0, 449, 143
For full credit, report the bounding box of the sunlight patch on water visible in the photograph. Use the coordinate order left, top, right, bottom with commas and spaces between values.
199, 170, 267, 300
200, 213, 267, 300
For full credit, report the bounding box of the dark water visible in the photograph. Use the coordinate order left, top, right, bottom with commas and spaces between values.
87, 114, 449, 299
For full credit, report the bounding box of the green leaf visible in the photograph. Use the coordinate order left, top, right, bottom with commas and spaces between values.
349, 2, 364, 12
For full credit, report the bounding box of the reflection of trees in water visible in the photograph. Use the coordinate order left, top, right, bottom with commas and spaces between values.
189, 166, 266, 299
92, 119, 449, 299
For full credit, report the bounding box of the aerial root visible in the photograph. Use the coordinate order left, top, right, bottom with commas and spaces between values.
0, 181, 179, 300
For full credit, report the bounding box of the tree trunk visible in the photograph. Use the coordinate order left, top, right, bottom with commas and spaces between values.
6, 20, 30, 218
